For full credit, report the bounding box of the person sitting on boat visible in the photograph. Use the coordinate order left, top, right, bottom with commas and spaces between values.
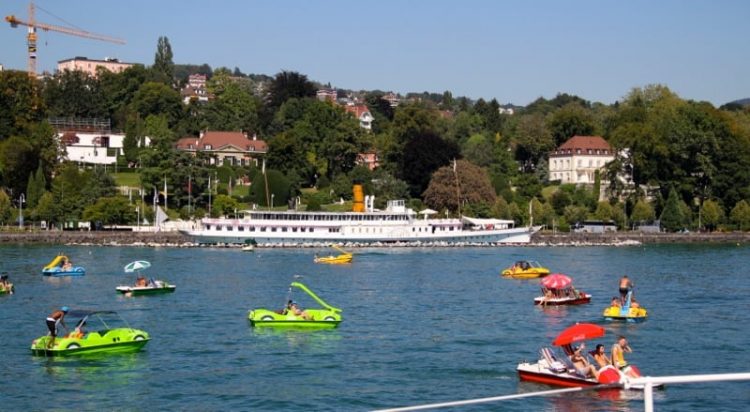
619, 275, 633, 304
46, 307, 69, 349
630, 298, 641, 309
68, 319, 86, 339
592, 344, 612, 369
610, 297, 621, 308
570, 343, 599, 379
540, 288, 555, 306
135, 275, 148, 287
0, 274, 12, 293
287, 301, 312, 320
611, 336, 638, 377
61, 257, 73, 271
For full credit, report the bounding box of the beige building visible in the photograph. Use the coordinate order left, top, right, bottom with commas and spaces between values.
176, 131, 267, 166
57, 57, 133, 77
549, 135, 614, 184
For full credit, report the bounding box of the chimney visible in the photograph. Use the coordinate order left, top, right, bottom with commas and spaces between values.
199, 130, 205, 138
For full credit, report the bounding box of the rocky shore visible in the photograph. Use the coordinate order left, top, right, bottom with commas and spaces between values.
0, 230, 748, 247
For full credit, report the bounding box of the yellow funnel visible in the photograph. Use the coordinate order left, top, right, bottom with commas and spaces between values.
352, 184, 364, 212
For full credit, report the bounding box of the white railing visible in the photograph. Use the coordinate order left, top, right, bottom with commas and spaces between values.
373, 372, 750, 412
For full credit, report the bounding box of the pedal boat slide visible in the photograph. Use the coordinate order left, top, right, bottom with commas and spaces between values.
248, 282, 342, 328
31, 310, 150, 356
603, 291, 647, 322
42, 255, 85, 276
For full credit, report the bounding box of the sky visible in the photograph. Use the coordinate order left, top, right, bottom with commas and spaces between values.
1, 0, 748, 106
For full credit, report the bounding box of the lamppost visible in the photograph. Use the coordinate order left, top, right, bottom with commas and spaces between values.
271, 194, 275, 209
18, 193, 25, 229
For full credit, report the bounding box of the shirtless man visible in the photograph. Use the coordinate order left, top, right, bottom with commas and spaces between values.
571, 343, 599, 379
46, 307, 69, 348
619, 275, 633, 303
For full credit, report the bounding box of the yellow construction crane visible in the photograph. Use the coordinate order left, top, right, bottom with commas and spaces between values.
5, 1, 125, 75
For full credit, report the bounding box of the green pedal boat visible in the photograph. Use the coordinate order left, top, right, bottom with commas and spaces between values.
31, 310, 150, 356
248, 282, 342, 329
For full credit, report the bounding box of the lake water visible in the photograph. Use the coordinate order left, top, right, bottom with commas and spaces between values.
1, 244, 748, 411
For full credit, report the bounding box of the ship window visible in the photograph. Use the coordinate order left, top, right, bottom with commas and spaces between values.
292, 228, 297, 232
238, 226, 244, 232
271, 227, 277, 232
249, 227, 255, 232
206, 225, 212, 230
260, 227, 267, 232
282, 227, 288, 232
227, 226, 233, 231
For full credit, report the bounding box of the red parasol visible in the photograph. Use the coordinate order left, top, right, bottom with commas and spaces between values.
552, 323, 606, 346
541, 273, 572, 289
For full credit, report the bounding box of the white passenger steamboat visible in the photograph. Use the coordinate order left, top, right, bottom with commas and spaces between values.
182, 186, 537, 245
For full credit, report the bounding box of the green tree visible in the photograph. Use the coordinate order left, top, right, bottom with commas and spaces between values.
0, 136, 37, 197
0, 70, 44, 139
631, 199, 656, 223
547, 102, 596, 146
131, 82, 182, 126
82, 196, 137, 225
564, 205, 588, 226
660, 188, 685, 232
491, 196, 512, 219
402, 132, 460, 197
248, 169, 291, 208
31, 191, 53, 224
0, 190, 12, 225
212, 194, 240, 217
43, 69, 106, 118
461, 133, 494, 167
153, 36, 175, 83
700, 199, 724, 231
512, 113, 554, 172
730, 200, 750, 231
26, 164, 46, 209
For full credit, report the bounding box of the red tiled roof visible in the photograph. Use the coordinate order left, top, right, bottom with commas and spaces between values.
175, 137, 199, 150
175, 131, 267, 152
556, 135, 611, 152
344, 104, 371, 118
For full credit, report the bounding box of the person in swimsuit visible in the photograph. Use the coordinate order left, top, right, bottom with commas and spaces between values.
287, 301, 312, 320
619, 276, 633, 303
570, 343, 599, 379
46, 307, 69, 348
593, 344, 611, 368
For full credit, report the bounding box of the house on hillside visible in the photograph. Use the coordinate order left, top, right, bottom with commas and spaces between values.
57, 57, 133, 77
548, 135, 615, 185
175, 130, 267, 166
356, 152, 379, 170
344, 103, 374, 131
181, 74, 211, 104
50, 117, 148, 165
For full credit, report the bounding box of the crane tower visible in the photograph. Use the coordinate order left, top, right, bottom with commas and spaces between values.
5, 1, 126, 75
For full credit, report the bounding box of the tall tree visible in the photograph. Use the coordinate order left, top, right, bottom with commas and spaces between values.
0, 70, 44, 139
660, 188, 685, 232
401, 132, 460, 197
153, 36, 175, 83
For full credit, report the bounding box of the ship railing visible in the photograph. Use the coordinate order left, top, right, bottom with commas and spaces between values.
371, 372, 750, 412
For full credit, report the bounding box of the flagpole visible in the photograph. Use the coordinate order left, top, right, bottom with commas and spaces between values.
164, 175, 168, 211
263, 158, 271, 209
454, 159, 461, 217
208, 174, 212, 217
188, 175, 192, 216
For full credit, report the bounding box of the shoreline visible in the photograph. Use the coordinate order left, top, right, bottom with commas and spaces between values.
1, 230, 748, 247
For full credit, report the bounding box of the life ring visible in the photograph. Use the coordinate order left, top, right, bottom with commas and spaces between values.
134, 335, 145, 341
66, 342, 81, 349
324, 316, 336, 321
260, 315, 274, 321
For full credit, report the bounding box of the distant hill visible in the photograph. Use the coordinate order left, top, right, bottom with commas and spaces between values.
719, 98, 750, 111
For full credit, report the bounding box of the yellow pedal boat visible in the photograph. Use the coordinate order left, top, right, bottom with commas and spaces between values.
501, 260, 550, 279
314, 246, 353, 264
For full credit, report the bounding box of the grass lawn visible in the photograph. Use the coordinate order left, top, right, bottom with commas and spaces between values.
112, 172, 140, 187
